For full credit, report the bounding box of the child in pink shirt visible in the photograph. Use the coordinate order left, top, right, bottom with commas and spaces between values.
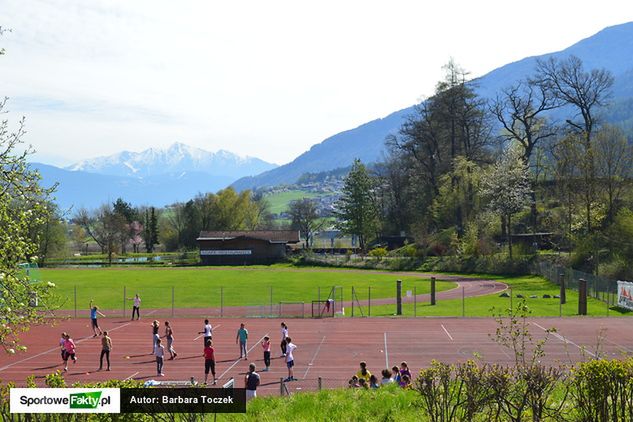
261, 336, 271, 371
62, 334, 77, 372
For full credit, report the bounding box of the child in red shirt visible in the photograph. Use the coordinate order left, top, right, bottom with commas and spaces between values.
203, 339, 217, 385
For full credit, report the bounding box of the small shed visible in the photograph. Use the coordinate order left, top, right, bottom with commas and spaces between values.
197, 230, 301, 265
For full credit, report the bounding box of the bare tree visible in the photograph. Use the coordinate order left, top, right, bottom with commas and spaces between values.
490, 80, 560, 235
490, 81, 559, 164
535, 56, 614, 233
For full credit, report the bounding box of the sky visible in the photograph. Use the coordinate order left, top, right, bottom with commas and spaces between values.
0, 1, 632, 167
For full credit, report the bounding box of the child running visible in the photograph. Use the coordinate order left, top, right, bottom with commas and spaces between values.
154, 338, 165, 376
164, 321, 177, 360
203, 339, 217, 385
284, 337, 297, 382
59, 332, 67, 365
151, 320, 160, 354
198, 319, 213, 347
261, 336, 271, 371
62, 333, 77, 372
89, 300, 105, 337
99, 331, 112, 371
236, 323, 248, 360
280, 322, 288, 357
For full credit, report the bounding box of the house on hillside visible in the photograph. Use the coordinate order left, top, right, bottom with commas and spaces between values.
197, 230, 301, 265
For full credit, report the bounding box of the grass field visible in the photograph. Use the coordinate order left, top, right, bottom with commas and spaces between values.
40, 266, 452, 311
263, 190, 322, 214
368, 274, 620, 317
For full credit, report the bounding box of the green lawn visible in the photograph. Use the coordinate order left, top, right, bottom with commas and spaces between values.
263, 190, 322, 214
41, 266, 453, 311
368, 275, 618, 317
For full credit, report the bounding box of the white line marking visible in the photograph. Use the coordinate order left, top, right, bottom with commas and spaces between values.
531, 322, 596, 358
441, 324, 454, 341
193, 325, 221, 341
0, 321, 133, 372
303, 336, 326, 378
124, 372, 139, 381
384, 332, 389, 369
145, 310, 158, 316
217, 332, 269, 381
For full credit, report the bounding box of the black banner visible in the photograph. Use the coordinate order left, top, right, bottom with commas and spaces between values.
120, 388, 246, 413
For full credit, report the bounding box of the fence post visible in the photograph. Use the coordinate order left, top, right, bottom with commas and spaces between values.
220, 287, 224, 318
280, 378, 284, 396
74, 285, 77, 318
172, 286, 175, 317
510, 288, 513, 312
396, 280, 402, 316
578, 279, 588, 315
352, 287, 355, 317
368, 286, 371, 317
414, 285, 417, 318
318, 377, 322, 391
431, 277, 436, 306
123, 286, 126, 318
318, 286, 321, 303
462, 286, 465, 317
559, 273, 566, 305
270, 286, 273, 318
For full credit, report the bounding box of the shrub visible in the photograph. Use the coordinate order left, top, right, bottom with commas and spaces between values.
570, 358, 633, 422
368, 247, 387, 260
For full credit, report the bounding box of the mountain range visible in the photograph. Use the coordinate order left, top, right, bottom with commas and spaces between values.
34, 144, 277, 210
231, 21, 633, 191
66, 142, 276, 179
33, 22, 633, 209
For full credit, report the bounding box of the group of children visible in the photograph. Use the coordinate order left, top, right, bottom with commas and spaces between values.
61, 301, 300, 386
151, 320, 178, 376
203, 321, 298, 386
348, 361, 412, 389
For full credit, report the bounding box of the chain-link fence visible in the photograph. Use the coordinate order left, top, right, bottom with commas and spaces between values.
49, 264, 621, 319
534, 261, 619, 310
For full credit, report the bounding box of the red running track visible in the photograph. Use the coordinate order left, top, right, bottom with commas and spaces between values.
2, 317, 631, 396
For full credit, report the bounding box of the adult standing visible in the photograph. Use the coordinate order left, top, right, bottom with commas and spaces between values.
236, 323, 248, 360
154, 338, 165, 376
164, 321, 177, 359
127, 294, 141, 320
151, 320, 160, 354
284, 337, 297, 382
89, 300, 105, 337
280, 322, 288, 357
244, 363, 260, 401
99, 331, 112, 371
203, 339, 217, 385
198, 319, 213, 347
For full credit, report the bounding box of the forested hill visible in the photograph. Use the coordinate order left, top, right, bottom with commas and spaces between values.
232, 21, 633, 191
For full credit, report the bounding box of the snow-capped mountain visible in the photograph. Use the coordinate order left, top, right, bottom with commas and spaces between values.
66, 142, 277, 179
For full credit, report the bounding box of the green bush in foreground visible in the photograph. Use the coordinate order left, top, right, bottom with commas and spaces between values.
5, 359, 633, 421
